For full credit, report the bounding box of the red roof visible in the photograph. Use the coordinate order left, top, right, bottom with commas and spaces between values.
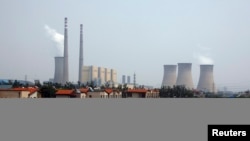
127, 89, 147, 93
105, 89, 113, 94
148, 89, 159, 92
56, 90, 75, 95
1, 87, 38, 95
80, 88, 89, 93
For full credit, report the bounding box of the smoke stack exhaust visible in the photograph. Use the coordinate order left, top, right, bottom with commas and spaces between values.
63, 17, 69, 84
78, 24, 83, 83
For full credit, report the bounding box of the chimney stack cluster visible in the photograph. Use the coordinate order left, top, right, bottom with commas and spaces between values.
54, 17, 84, 85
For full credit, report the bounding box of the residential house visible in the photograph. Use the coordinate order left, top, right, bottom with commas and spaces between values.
55, 89, 76, 98
0, 87, 40, 98
125, 89, 159, 98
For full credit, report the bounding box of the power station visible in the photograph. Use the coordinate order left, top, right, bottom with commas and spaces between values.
161, 63, 216, 93
54, 57, 64, 84
197, 65, 216, 93
162, 65, 177, 87
52, 18, 217, 92
53, 18, 118, 86
62, 17, 69, 84
81, 66, 117, 86
54, 17, 70, 85
78, 24, 83, 84
176, 63, 194, 89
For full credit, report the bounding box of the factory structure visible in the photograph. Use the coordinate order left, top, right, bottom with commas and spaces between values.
53, 18, 118, 86
122, 75, 132, 84
81, 66, 117, 86
51, 17, 216, 93
162, 65, 177, 88
176, 63, 194, 89
54, 17, 70, 84
162, 63, 216, 93
197, 65, 216, 93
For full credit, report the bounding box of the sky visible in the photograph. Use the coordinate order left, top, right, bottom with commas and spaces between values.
0, 0, 250, 91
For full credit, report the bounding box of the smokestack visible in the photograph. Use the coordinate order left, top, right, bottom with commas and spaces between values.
133, 73, 136, 88
127, 76, 131, 84
122, 75, 126, 84
79, 24, 83, 83
176, 63, 194, 89
63, 17, 69, 84
54, 57, 64, 84
197, 65, 216, 93
162, 65, 177, 87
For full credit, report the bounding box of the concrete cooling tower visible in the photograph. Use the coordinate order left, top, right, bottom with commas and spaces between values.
162, 65, 177, 87
54, 57, 64, 84
197, 65, 216, 93
176, 63, 194, 89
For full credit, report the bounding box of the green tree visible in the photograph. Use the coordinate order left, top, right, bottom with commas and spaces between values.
159, 85, 194, 98
35, 81, 42, 88
122, 84, 128, 98
63, 82, 75, 89
117, 84, 122, 91
105, 81, 110, 88
39, 84, 57, 98
12, 80, 21, 88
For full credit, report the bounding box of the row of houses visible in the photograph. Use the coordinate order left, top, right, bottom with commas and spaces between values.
0, 87, 160, 98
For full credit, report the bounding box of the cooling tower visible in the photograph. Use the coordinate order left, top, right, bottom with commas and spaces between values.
78, 24, 83, 83
54, 57, 64, 84
161, 65, 177, 87
176, 63, 194, 89
63, 17, 69, 84
197, 65, 216, 93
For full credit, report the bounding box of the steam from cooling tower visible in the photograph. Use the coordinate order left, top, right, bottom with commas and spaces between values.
193, 53, 214, 64
193, 45, 214, 64
44, 25, 64, 56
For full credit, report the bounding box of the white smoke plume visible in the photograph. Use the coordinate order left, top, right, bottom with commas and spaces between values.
44, 25, 64, 56
193, 45, 214, 64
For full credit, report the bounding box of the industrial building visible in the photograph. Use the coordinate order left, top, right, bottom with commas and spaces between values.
162, 65, 177, 87
176, 63, 194, 89
54, 57, 64, 84
161, 63, 217, 93
78, 24, 84, 84
52, 18, 120, 87
127, 76, 131, 84
122, 75, 126, 84
53, 17, 69, 85
62, 17, 69, 84
81, 66, 117, 86
197, 65, 216, 93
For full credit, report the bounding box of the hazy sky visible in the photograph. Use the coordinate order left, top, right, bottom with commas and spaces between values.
0, 0, 250, 91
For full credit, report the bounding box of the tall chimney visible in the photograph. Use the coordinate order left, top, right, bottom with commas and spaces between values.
63, 17, 69, 84
79, 24, 83, 83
